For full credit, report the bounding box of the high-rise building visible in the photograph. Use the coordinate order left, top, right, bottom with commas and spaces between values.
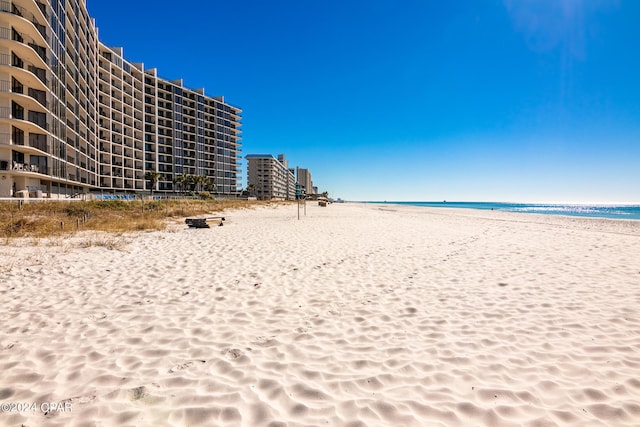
296, 167, 314, 195
0, 0, 241, 198
246, 153, 295, 200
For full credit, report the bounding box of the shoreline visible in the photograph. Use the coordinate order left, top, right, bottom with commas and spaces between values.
363, 201, 640, 221
1, 202, 639, 426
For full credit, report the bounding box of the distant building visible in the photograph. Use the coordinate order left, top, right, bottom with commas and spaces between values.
277, 154, 288, 169
296, 167, 314, 195
246, 154, 295, 200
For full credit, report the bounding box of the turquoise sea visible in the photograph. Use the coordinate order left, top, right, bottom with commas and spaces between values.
369, 202, 640, 220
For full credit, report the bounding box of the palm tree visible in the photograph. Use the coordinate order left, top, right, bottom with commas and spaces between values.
204, 177, 216, 194
144, 170, 162, 198
247, 184, 256, 198
196, 174, 208, 192
173, 174, 187, 195
185, 174, 196, 193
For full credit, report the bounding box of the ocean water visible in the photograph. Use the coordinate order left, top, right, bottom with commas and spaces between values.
369, 201, 640, 220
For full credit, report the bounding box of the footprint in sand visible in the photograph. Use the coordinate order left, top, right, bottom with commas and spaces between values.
168, 362, 193, 373
128, 384, 161, 403
89, 312, 107, 321
252, 336, 276, 347
223, 348, 244, 360
168, 360, 206, 373
129, 386, 147, 401
66, 393, 96, 405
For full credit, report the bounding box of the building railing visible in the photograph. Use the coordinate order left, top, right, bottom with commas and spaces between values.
0, 53, 48, 86
29, 135, 47, 151
27, 65, 47, 85
0, 134, 48, 152
0, 1, 47, 39
0, 79, 47, 107
0, 26, 47, 64
0, 104, 48, 130
35, 1, 47, 19
0, 160, 43, 173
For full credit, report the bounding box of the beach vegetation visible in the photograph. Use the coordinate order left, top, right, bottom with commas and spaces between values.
173, 174, 188, 195
144, 170, 162, 197
0, 199, 280, 240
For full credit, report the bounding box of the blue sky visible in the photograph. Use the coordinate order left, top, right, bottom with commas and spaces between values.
87, 0, 640, 203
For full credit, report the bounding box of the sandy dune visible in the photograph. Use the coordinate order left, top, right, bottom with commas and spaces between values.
1, 202, 639, 426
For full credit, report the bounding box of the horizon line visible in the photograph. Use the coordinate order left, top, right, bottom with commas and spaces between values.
354, 200, 640, 206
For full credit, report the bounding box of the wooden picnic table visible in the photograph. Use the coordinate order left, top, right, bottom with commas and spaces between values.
185, 216, 225, 228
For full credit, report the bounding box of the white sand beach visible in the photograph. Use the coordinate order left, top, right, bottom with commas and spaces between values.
1, 202, 639, 427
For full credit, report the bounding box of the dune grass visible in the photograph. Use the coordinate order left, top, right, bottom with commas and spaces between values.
0, 199, 275, 239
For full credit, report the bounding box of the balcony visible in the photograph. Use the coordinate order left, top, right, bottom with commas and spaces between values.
0, 160, 41, 173
27, 41, 46, 63
27, 65, 46, 85
0, 2, 48, 41
0, 106, 48, 135
0, 26, 47, 68
0, 80, 45, 109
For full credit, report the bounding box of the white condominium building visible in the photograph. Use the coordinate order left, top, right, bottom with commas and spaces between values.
246, 153, 296, 200
0, 0, 241, 198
